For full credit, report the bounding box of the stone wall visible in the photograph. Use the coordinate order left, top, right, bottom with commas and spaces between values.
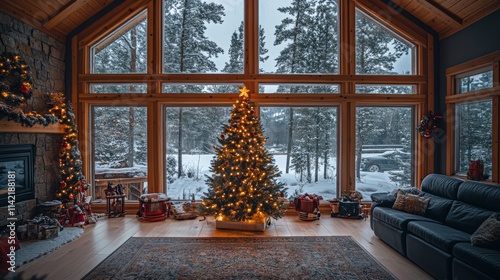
0, 11, 66, 225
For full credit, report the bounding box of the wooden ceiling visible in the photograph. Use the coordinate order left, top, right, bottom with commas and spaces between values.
0, 0, 499, 42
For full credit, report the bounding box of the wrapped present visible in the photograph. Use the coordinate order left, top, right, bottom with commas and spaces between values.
170, 201, 198, 220
294, 193, 322, 213
339, 201, 360, 218
38, 225, 59, 239
27, 223, 39, 239
138, 193, 171, 222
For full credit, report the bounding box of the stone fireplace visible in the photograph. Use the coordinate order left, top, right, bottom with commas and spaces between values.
0, 10, 66, 227
0, 133, 62, 226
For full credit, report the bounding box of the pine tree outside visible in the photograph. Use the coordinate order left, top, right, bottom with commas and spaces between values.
86, 0, 435, 204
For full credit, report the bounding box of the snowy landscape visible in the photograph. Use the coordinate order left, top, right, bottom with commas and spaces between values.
95, 152, 405, 203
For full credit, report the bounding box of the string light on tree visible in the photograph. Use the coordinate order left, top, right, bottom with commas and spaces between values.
48, 92, 89, 205
199, 86, 287, 223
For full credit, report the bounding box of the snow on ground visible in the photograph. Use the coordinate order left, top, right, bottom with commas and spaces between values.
96, 154, 403, 202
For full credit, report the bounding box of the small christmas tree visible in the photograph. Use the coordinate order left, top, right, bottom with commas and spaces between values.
199, 86, 286, 223
48, 93, 89, 205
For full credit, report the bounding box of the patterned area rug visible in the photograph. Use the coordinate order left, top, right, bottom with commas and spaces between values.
83, 236, 396, 280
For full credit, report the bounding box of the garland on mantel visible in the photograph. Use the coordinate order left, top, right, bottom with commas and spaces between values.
0, 103, 59, 126
0, 51, 89, 206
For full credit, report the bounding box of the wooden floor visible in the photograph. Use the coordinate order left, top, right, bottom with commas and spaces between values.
11, 213, 433, 280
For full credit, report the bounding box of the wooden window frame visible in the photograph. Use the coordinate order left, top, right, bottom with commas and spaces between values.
445, 50, 500, 183
72, 0, 434, 205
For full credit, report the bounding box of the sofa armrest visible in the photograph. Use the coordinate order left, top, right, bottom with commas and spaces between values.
371, 192, 396, 208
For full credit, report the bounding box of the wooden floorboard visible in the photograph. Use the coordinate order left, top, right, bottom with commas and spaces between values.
10, 214, 434, 280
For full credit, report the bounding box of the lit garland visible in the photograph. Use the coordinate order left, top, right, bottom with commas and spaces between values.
48, 93, 89, 205
0, 52, 33, 106
0, 103, 58, 126
199, 86, 287, 222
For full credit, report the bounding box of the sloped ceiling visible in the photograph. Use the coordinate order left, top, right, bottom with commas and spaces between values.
0, 0, 499, 42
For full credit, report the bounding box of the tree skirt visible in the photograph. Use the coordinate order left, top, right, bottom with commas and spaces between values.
83, 236, 396, 279
15, 227, 84, 267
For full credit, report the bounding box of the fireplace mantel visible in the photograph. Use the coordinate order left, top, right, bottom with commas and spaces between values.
0, 119, 65, 134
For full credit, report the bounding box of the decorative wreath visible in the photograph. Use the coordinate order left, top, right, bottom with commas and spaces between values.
417, 111, 442, 138
0, 52, 33, 106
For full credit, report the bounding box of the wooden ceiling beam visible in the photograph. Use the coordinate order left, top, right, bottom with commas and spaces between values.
462, 1, 500, 26
0, 2, 66, 42
413, 0, 463, 28
43, 0, 90, 30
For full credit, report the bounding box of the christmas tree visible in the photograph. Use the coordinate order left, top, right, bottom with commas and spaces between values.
199, 86, 286, 223
48, 93, 89, 205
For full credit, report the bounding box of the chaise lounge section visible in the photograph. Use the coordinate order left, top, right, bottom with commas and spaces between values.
370, 173, 500, 280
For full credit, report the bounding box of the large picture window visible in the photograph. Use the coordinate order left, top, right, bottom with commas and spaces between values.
80, 0, 432, 204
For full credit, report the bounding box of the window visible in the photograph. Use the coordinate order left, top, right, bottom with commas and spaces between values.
456, 67, 493, 94
90, 84, 147, 94
163, 84, 243, 94
260, 107, 338, 200
79, 0, 431, 204
90, 10, 148, 74
356, 85, 415, 94
446, 51, 500, 183
455, 101, 492, 177
259, 84, 339, 94
165, 106, 232, 200
355, 107, 414, 198
92, 106, 148, 202
355, 9, 415, 75
259, 0, 340, 74
163, 0, 244, 74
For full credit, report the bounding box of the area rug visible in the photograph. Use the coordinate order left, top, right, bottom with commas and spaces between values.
83, 236, 396, 280
15, 227, 84, 267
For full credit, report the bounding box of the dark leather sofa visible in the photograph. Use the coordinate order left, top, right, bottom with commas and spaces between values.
370, 173, 500, 280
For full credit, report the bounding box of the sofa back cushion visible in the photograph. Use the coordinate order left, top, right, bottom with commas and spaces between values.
422, 193, 454, 222
457, 181, 500, 212
421, 174, 463, 200
445, 201, 494, 234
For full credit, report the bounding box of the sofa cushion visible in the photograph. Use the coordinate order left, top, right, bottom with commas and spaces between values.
422, 193, 454, 223
372, 207, 437, 231
470, 213, 500, 249
458, 181, 500, 212
445, 201, 494, 234
420, 173, 463, 200
407, 221, 470, 253
453, 243, 500, 278
392, 190, 430, 215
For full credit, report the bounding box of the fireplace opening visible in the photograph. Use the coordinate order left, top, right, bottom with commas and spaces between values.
0, 144, 35, 207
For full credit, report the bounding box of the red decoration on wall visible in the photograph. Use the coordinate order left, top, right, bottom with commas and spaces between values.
417, 111, 442, 138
